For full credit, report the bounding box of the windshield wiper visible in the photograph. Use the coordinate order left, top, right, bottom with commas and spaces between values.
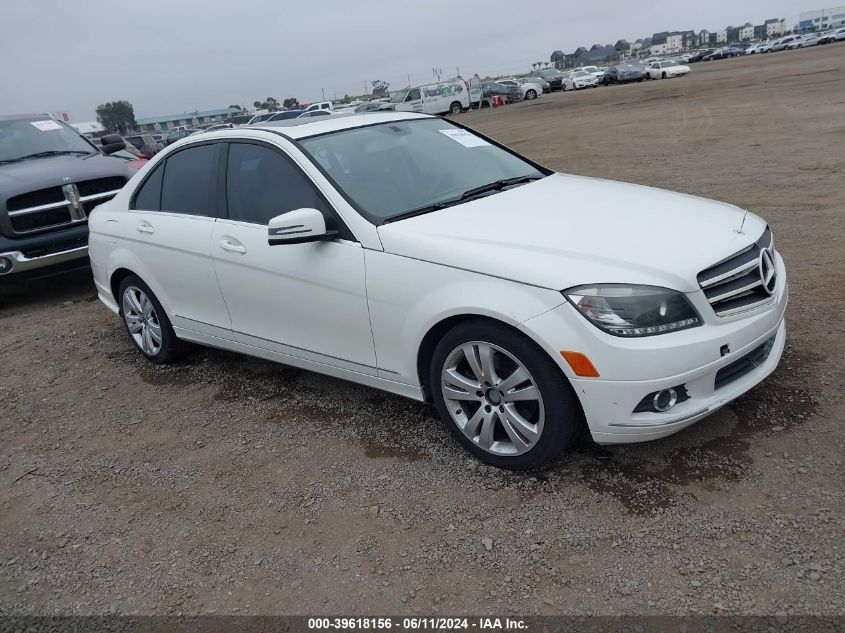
10, 150, 94, 162
382, 175, 545, 224
458, 174, 544, 201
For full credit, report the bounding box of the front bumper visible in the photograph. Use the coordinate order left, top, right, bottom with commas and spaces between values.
0, 245, 90, 282
518, 252, 788, 444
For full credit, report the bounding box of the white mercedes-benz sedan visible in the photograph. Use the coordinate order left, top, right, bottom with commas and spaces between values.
89, 112, 787, 469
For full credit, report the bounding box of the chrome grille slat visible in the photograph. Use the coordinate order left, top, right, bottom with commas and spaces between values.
697, 227, 776, 318
7, 178, 126, 235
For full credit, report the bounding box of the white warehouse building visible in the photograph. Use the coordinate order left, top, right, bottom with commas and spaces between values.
798, 6, 845, 31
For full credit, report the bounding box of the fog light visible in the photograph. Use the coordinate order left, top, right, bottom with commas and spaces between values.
0, 256, 12, 275
633, 384, 690, 413
653, 388, 677, 412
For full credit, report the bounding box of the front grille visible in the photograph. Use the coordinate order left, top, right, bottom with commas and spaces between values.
697, 227, 776, 317
6, 187, 64, 212
714, 334, 776, 390
6, 176, 127, 235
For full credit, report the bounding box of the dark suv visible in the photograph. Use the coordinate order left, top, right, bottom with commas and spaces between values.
0, 114, 131, 283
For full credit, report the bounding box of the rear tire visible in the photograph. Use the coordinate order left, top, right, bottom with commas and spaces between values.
662, 72, 667, 79
525, 89, 537, 100
449, 101, 462, 115
430, 321, 581, 470
118, 274, 185, 364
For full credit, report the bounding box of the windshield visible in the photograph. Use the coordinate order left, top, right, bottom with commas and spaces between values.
0, 117, 96, 163
390, 90, 409, 104
663, 61, 678, 67
299, 118, 546, 223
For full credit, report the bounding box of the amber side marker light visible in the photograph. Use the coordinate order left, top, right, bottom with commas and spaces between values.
560, 351, 600, 378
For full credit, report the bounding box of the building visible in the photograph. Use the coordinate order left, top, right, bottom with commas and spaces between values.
739, 23, 755, 40
134, 107, 241, 133
698, 30, 711, 46
765, 18, 786, 37
717, 29, 728, 43
798, 6, 845, 30
649, 30, 694, 55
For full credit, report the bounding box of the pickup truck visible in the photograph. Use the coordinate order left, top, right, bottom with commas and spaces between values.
0, 114, 132, 284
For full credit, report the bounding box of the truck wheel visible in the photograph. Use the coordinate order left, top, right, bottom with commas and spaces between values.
449, 102, 462, 115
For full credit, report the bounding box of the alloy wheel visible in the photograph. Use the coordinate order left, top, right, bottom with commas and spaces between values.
122, 285, 162, 356
441, 341, 545, 456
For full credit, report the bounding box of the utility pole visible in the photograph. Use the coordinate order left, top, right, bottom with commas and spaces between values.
364, 81, 368, 95
456, 66, 460, 77
407, 73, 411, 88
321, 88, 326, 101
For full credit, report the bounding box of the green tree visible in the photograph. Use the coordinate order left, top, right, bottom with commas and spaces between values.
95, 100, 137, 135
371, 80, 390, 96
283, 97, 300, 109
253, 97, 281, 112
227, 104, 242, 110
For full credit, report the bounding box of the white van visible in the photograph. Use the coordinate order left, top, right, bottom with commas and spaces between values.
304, 101, 333, 113
390, 78, 475, 115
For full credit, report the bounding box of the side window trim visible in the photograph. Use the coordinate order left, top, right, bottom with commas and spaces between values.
221, 139, 356, 242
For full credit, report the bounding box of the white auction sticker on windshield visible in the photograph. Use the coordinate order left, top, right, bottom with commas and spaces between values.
31, 120, 63, 132
439, 129, 490, 147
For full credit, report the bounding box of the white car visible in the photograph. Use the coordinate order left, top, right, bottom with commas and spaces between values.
645, 60, 691, 80
836, 27, 845, 41
772, 35, 800, 51
498, 79, 543, 100
579, 65, 606, 82
89, 112, 787, 469
563, 69, 599, 90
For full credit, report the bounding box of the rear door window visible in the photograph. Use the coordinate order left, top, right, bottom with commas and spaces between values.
160, 144, 220, 216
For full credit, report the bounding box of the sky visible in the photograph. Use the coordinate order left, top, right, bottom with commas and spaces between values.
0, 0, 813, 122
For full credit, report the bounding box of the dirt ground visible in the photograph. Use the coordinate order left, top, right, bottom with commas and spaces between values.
2, 45, 844, 617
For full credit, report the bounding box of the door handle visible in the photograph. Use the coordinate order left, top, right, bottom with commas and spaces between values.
219, 238, 247, 254
136, 221, 154, 234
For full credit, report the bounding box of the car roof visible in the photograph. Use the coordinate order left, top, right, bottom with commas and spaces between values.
194, 111, 434, 142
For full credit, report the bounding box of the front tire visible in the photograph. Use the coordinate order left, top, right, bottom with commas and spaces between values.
448, 101, 462, 115
430, 321, 581, 469
118, 275, 185, 364
525, 89, 537, 100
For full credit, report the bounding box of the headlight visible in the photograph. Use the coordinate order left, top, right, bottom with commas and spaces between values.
563, 284, 702, 337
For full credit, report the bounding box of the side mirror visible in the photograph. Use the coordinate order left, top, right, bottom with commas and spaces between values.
268, 208, 338, 246
100, 134, 126, 155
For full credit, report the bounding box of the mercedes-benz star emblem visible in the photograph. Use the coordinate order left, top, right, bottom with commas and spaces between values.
62, 176, 72, 183
759, 249, 776, 296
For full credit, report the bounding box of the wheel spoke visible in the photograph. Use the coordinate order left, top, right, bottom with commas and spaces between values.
477, 411, 497, 450
504, 385, 540, 403
148, 321, 162, 345
498, 365, 529, 392
502, 405, 538, 447
443, 368, 481, 398
124, 290, 142, 316
462, 345, 484, 382
478, 344, 499, 385
126, 316, 143, 334
141, 326, 153, 354
141, 296, 154, 318
463, 407, 485, 438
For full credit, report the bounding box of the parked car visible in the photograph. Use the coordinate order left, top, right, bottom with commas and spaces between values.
498, 79, 542, 100
296, 110, 345, 119
481, 82, 521, 104
772, 36, 800, 51
602, 62, 646, 85
757, 41, 774, 53
0, 114, 131, 283
537, 68, 566, 91
124, 134, 163, 157
578, 65, 606, 82
792, 33, 820, 48
89, 112, 787, 469
563, 69, 599, 90
390, 79, 473, 115
109, 149, 148, 172
262, 110, 305, 122
354, 102, 390, 113
521, 77, 551, 93
688, 48, 714, 62
645, 60, 691, 80
817, 30, 837, 44
836, 27, 845, 41
744, 43, 763, 54
247, 112, 277, 125
164, 128, 201, 145
222, 114, 253, 125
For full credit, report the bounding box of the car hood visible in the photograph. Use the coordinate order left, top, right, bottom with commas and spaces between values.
377, 173, 766, 292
